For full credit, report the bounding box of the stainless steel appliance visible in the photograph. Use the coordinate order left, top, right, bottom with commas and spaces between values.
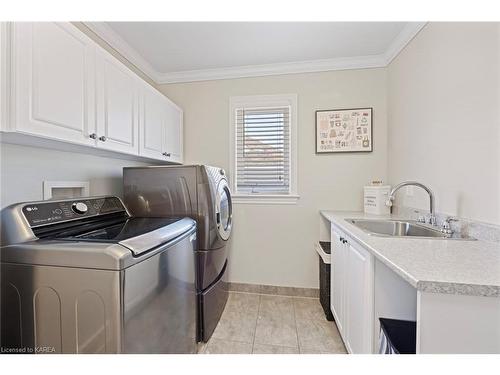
123, 165, 232, 342
0, 196, 197, 354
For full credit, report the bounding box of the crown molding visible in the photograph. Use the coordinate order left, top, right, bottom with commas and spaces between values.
382, 22, 427, 64
83, 22, 161, 82
84, 22, 427, 85
156, 55, 387, 84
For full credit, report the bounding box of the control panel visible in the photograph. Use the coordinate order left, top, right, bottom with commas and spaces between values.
22, 196, 125, 227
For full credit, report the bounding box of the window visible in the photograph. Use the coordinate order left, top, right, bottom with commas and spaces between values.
229, 94, 298, 204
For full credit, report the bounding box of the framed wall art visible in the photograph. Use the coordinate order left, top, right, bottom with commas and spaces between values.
315, 107, 373, 153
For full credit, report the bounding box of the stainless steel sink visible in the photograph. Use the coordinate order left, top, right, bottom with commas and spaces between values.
345, 219, 474, 240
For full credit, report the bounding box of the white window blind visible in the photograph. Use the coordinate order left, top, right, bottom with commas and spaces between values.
235, 106, 291, 194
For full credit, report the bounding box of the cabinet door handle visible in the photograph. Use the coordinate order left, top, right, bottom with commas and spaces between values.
163, 152, 171, 157
339, 236, 344, 243
98, 136, 107, 142
89, 133, 97, 139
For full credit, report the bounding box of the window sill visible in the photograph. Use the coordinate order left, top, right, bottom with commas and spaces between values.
232, 194, 300, 205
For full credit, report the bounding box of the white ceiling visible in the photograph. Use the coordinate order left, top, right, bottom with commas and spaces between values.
86, 22, 426, 83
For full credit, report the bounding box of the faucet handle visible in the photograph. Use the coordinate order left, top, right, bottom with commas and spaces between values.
413, 210, 426, 223
441, 217, 457, 235
442, 217, 458, 228
428, 215, 437, 226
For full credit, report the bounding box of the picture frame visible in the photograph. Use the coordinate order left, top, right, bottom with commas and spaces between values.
315, 107, 373, 153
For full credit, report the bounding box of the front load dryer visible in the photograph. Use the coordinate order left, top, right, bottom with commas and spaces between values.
123, 165, 232, 342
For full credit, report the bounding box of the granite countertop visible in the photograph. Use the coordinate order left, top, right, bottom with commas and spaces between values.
320, 211, 500, 298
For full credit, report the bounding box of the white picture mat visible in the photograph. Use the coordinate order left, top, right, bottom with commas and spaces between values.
316, 108, 372, 153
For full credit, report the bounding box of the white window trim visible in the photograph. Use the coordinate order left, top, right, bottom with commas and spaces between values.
229, 94, 299, 205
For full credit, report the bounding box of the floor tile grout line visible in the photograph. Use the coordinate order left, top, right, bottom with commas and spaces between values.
251, 293, 261, 354
253, 343, 301, 350
210, 337, 256, 345
206, 337, 255, 353
292, 297, 301, 354
201, 341, 209, 354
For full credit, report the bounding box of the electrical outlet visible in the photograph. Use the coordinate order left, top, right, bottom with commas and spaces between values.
406, 186, 414, 196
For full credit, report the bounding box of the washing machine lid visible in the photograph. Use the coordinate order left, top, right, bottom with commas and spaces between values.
1, 196, 197, 267
0, 217, 197, 269
56, 217, 195, 256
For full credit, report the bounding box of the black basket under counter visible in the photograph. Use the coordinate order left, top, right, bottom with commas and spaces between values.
378, 318, 417, 354
317, 241, 334, 321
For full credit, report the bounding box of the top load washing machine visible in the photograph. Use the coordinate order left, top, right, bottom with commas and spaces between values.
123, 165, 232, 342
0, 196, 197, 353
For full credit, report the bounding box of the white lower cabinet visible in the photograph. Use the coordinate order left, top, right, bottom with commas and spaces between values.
331, 225, 374, 354
346, 242, 374, 353
331, 230, 346, 334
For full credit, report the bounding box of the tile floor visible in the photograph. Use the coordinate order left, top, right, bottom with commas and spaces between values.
199, 292, 347, 354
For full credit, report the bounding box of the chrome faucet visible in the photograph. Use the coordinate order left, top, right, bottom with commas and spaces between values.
386, 181, 437, 226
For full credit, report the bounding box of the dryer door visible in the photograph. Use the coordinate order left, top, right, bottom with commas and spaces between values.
214, 179, 232, 241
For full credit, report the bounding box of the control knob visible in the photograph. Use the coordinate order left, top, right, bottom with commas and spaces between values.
71, 202, 88, 214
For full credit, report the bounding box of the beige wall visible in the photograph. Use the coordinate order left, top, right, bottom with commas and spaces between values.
0, 143, 148, 208
159, 69, 388, 288
387, 23, 500, 224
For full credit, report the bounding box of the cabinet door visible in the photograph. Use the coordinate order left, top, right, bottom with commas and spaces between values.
1, 22, 7, 130
96, 49, 138, 154
340, 239, 349, 344
139, 86, 166, 160
163, 99, 183, 163
12, 23, 96, 146
331, 229, 345, 334
346, 242, 374, 354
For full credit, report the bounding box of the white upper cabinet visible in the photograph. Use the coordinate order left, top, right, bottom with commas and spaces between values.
11, 23, 97, 146
139, 85, 183, 163
163, 98, 183, 163
2, 22, 183, 163
95, 48, 138, 154
139, 85, 166, 160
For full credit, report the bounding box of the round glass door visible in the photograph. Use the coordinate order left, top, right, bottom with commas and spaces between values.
216, 181, 232, 240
